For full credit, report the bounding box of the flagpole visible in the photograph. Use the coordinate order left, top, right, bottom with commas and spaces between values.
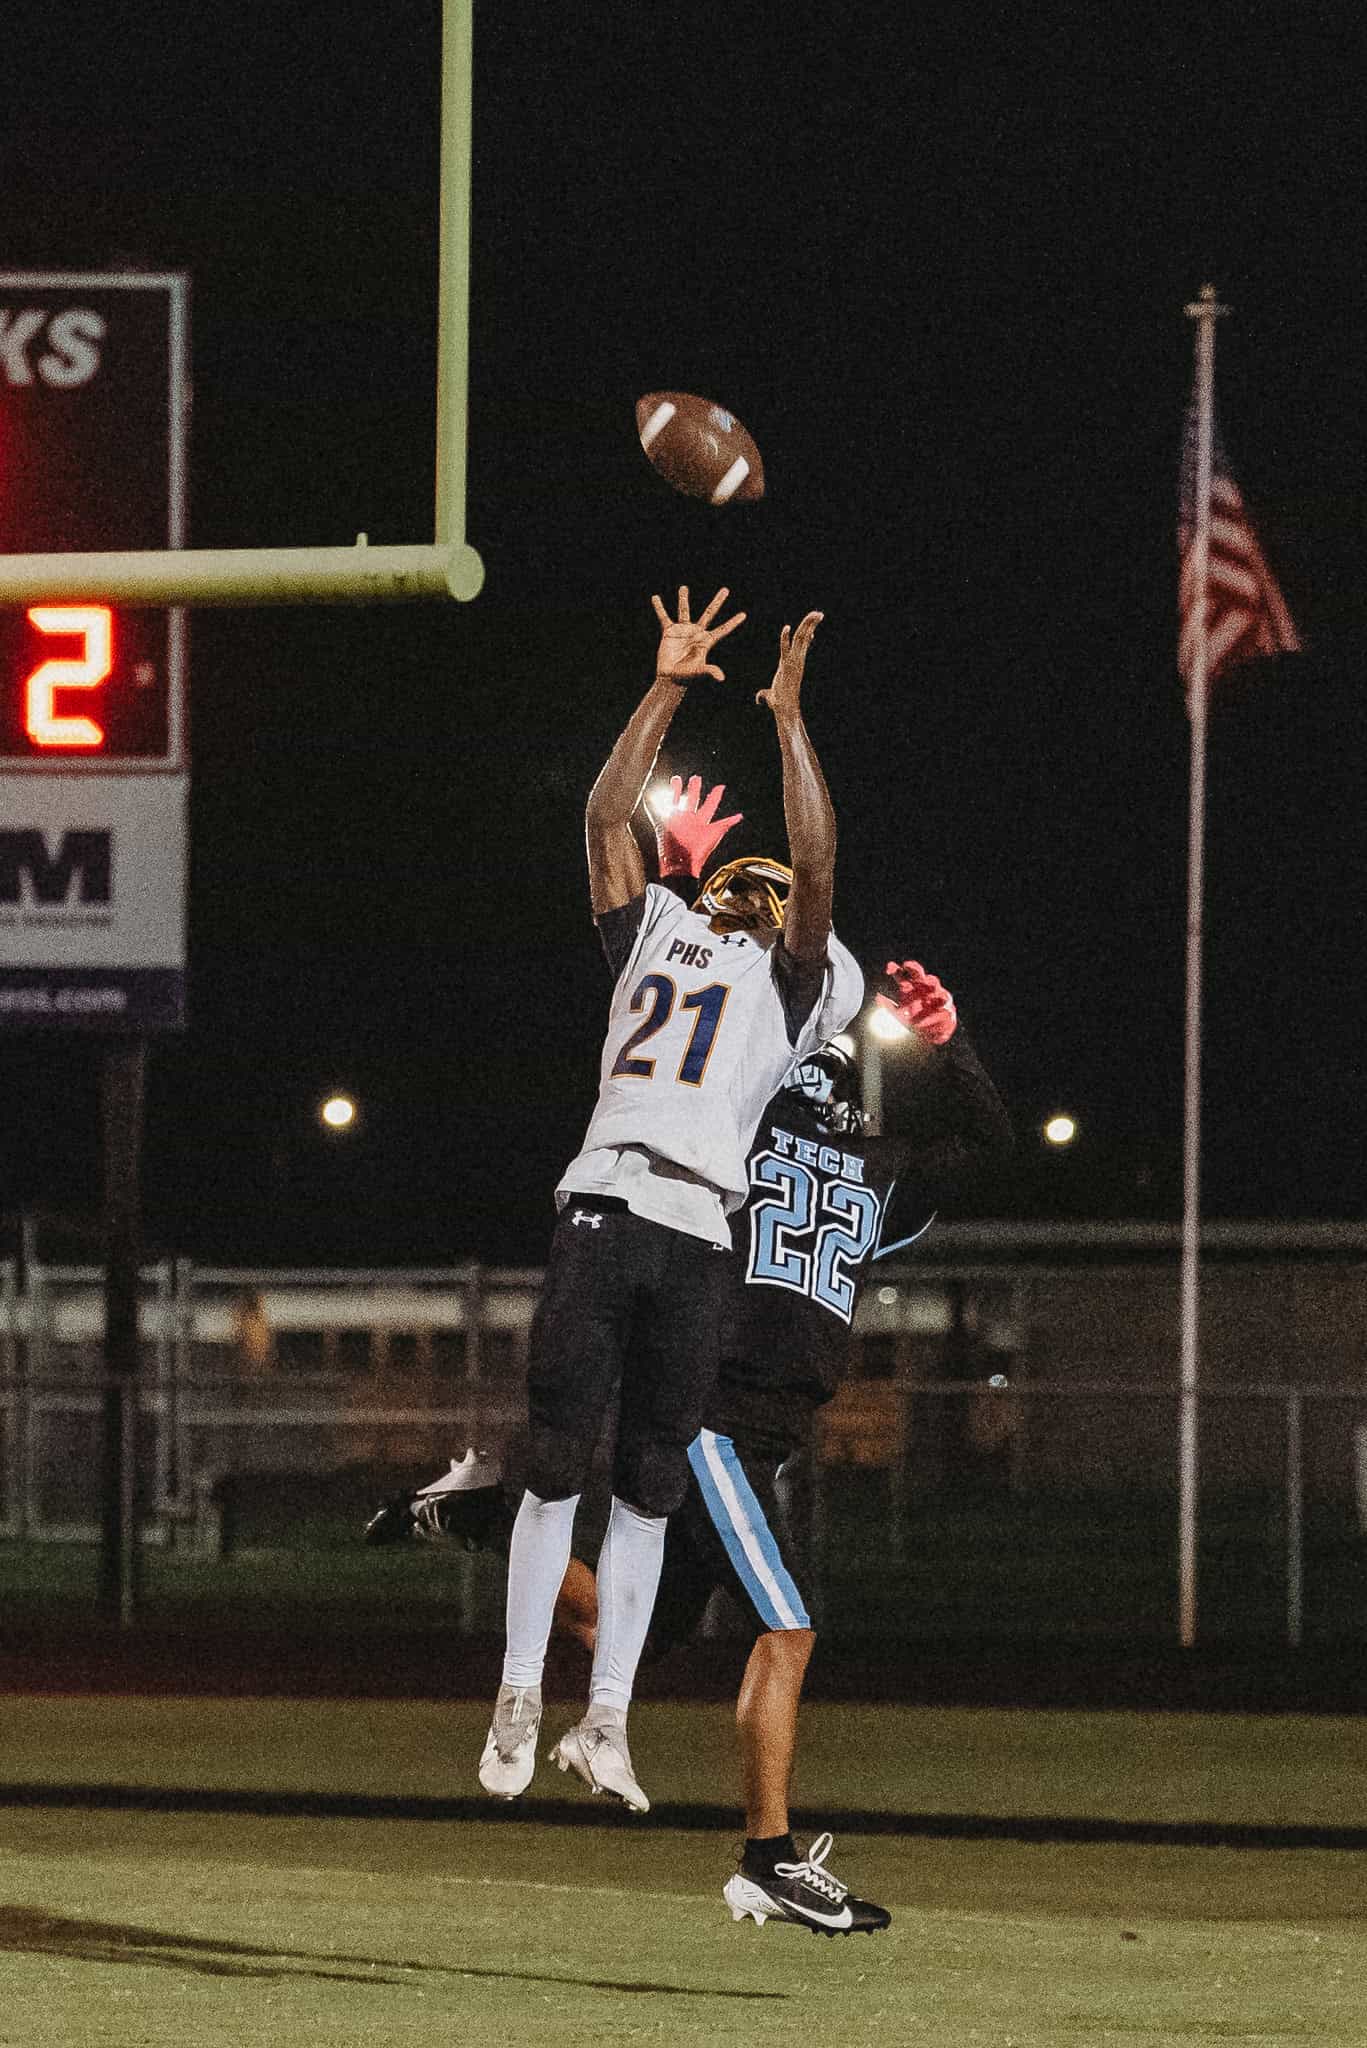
1179, 283, 1226, 1648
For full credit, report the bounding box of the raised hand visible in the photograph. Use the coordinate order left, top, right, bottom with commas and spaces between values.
876, 959, 958, 1044
652, 585, 747, 682
754, 610, 824, 719
655, 773, 743, 879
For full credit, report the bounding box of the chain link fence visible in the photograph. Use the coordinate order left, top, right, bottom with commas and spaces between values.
3, 1228, 1365, 1645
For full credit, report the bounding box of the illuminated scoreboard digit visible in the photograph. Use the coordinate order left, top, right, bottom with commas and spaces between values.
0, 273, 188, 1032
2, 603, 165, 756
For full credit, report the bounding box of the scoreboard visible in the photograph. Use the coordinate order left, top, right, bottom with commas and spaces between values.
0, 273, 188, 1031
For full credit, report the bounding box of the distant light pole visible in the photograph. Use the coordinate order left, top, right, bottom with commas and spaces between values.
1043, 1112, 1078, 1148
853, 1004, 922, 1134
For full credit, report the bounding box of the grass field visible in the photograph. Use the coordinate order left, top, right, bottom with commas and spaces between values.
1, 1699, 1365, 2046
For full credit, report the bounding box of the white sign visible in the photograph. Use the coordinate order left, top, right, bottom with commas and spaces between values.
0, 772, 186, 1030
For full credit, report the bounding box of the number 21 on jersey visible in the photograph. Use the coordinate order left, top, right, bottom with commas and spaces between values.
610, 973, 730, 1088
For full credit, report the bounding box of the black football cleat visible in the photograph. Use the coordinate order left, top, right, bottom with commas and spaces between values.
363, 1449, 506, 1549
363, 1495, 416, 1546
724, 1832, 891, 1936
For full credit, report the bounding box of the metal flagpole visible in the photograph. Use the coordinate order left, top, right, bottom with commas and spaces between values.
1178, 283, 1226, 1648
859, 1026, 883, 1136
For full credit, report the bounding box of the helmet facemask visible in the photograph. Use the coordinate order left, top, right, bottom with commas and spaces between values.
781, 1046, 865, 1137
693, 855, 793, 935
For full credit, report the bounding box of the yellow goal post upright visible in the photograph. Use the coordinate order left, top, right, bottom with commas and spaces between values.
0, 0, 483, 611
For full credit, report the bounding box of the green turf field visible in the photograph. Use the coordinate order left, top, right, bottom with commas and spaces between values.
3, 1814, 1365, 2048
5, 1697, 1367, 1829
1, 1699, 1364, 2045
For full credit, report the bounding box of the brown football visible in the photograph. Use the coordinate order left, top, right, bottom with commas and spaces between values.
635, 391, 765, 504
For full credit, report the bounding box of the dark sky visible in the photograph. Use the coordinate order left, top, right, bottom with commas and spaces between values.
2, 1, 1364, 1264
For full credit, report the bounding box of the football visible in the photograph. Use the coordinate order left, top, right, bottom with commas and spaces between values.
635, 392, 765, 505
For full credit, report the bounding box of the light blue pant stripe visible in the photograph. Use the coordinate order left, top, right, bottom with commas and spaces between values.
688, 1429, 811, 1631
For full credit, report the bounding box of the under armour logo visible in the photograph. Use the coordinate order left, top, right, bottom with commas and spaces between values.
570, 1209, 604, 1228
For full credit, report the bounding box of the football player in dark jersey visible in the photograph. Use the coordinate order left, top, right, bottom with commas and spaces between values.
368, 958, 1011, 1935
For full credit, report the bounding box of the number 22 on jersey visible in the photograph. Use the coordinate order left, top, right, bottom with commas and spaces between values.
610, 973, 730, 1087
747, 1151, 887, 1323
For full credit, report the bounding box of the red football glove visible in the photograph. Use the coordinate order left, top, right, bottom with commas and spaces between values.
655, 774, 743, 879
876, 959, 958, 1044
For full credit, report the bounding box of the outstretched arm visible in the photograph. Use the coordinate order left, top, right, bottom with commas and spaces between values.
756, 612, 835, 961
585, 585, 745, 915
868, 963, 1014, 1196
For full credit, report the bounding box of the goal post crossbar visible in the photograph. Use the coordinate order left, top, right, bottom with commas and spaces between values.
0, 540, 484, 608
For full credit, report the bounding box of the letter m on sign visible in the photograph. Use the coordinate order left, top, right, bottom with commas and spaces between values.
0, 828, 111, 905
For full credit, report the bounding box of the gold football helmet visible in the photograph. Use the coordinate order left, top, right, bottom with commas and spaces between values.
693, 855, 793, 934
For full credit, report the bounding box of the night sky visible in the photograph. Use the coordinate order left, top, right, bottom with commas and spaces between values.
2, 2, 1364, 1266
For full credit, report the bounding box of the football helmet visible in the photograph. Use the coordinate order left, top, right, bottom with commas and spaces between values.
693, 855, 793, 934
781, 1043, 865, 1136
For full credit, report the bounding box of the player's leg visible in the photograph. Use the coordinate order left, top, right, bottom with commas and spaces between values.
480, 1207, 633, 1798
552, 1219, 732, 1812
686, 1426, 814, 1860
548, 1495, 664, 1813
735, 1623, 815, 1839
550, 1444, 721, 1813
553, 1553, 597, 1656
688, 1428, 890, 1935
364, 1446, 599, 1658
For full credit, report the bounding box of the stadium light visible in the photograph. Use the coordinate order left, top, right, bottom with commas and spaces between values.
320, 1094, 357, 1131
868, 1004, 909, 1042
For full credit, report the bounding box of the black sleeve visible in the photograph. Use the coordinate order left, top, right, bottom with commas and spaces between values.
770, 941, 829, 1047
594, 893, 648, 979
867, 1025, 1014, 1203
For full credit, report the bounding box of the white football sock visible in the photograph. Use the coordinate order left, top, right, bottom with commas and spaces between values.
501, 1489, 579, 1689
588, 1495, 667, 1715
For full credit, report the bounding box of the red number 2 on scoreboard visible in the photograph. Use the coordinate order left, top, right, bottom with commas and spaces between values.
24, 605, 114, 750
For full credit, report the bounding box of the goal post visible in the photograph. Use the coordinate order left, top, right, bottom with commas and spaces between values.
436, 0, 475, 554
2, 0, 482, 1624
0, 0, 483, 612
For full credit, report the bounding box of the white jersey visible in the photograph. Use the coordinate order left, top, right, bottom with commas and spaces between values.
558, 883, 864, 1241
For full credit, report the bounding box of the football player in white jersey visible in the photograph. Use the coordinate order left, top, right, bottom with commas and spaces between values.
479, 586, 864, 1811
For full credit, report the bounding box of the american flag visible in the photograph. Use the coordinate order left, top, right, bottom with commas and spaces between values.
1178, 401, 1300, 692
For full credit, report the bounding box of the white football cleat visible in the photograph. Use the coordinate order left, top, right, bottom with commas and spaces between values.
550, 1715, 650, 1813
478, 1683, 542, 1800
415, 1448, 504, 1501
